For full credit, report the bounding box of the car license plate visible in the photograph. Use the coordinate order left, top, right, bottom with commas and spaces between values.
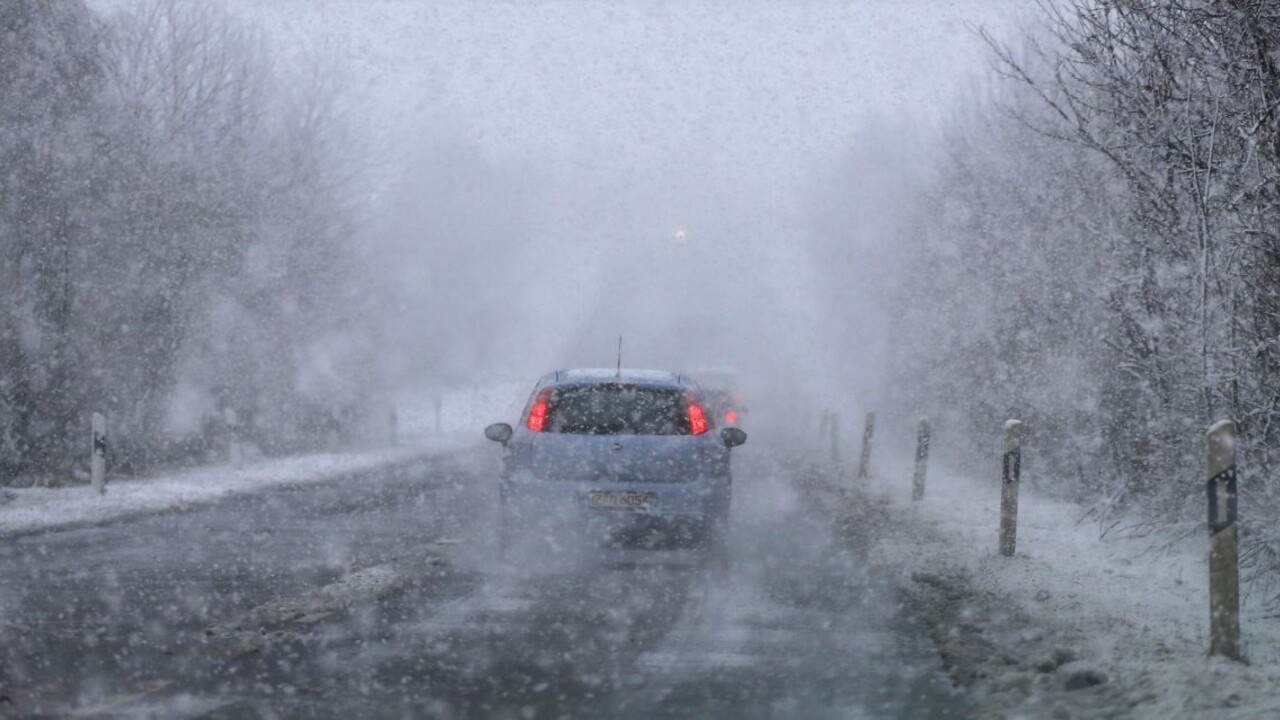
585, 491, 654, 511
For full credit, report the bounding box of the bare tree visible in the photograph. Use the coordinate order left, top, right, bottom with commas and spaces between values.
0, 0, 375, 482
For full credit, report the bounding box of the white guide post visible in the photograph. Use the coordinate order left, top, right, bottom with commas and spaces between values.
829, 412, 841, 469
857, 412, 875, 480
225, 408, 242, 468
999, 419, 1023, 557
91, 412, 107, 495
1206, 420, 1240, 661
912, 418, 931, 501
389, 404, 399, 448
816, 409, 831, 455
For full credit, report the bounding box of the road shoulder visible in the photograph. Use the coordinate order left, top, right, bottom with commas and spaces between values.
797, 461, 1280, 719
0, 435, 477, 540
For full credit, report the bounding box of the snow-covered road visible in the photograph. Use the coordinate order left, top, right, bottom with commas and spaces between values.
0, 443, 971, 717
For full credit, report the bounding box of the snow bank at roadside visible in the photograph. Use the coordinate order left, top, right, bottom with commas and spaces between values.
0, 434, 477, 540
807, 457, 1280, 718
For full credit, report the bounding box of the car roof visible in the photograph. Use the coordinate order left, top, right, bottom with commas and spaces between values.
540, 368, 696, 389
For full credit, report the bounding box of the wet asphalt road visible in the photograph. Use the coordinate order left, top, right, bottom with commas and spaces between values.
0, 445, 970, 718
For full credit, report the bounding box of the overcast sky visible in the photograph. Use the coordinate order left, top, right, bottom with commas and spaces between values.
88, 0, 1026, 401
231, 1, 1020, 187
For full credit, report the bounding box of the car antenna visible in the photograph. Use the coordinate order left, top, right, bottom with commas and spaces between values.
616, 335, 623, 378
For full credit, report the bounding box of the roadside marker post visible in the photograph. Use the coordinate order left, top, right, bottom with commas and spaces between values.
225, 408, 242, 469
1206, 420, 1241, 661
829, 412, 841, 469
389, 404, 399, 448
817, 409, 831, 455
857, 412, 875, 480
999, 419, 1023, 557
91, 412, 107, 495
913, 418, 931, 501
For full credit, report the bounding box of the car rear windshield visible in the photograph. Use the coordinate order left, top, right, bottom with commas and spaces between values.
543, 384, 691, 435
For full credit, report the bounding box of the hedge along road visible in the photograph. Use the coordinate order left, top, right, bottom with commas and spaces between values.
0, 443, 971, 718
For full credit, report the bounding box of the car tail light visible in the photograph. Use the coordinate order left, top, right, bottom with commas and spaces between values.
724, 409, 738, 425
688, 402, 708, 435
527, 390, 551, 432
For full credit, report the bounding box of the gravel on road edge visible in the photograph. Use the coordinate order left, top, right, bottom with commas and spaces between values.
793, 464, 1135, 719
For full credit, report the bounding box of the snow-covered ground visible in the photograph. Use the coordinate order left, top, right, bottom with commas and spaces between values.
811, 455, 1280, 718
0, 433, 477, 540
0, 381, 524, 540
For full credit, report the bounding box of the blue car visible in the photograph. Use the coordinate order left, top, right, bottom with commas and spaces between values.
484, 369, 747, 551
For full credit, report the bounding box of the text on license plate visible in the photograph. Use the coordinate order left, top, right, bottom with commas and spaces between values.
586, 491, 655, 511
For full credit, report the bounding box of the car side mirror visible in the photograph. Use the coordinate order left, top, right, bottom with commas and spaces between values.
721, 427, 747, 449
485, 422, 513, 445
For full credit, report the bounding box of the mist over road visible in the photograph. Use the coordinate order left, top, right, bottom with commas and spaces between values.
1, 444, 968, 718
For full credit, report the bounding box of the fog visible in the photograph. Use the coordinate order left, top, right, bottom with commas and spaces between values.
225, 0, 1019, 417
26, 1, 1260, 716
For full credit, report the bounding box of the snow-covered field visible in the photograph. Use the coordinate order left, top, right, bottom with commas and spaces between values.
817, 456, 1280, 718
0, 434, 477, 540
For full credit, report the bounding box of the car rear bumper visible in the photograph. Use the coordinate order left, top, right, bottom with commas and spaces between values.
500, 471, 728, 525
